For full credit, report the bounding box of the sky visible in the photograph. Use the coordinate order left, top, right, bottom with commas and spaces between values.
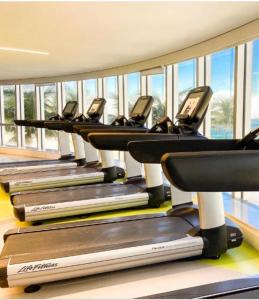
251, 39, 259, 119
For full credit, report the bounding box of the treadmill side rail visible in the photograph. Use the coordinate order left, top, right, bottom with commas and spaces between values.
5, 172, 105, 193
0, 162, 77, 176
5, 236, 203, 287
23, 193, 150, 222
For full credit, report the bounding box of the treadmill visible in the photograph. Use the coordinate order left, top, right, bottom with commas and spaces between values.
4, 127, 259, 289
10, 96, 155, 221
10, 87, 210, 222
140, 128, 259, 299
0, 101, 79, 173
141, 277, 259, 299
0, 98, 123, 194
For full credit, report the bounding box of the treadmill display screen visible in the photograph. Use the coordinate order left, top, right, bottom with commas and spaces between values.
63, 102, 76, 114
132, 99, 149, 115
179, 92, 204, 117
88, 102, 100, 114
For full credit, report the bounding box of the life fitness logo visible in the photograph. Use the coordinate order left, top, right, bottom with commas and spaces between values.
18, 262, 58, 273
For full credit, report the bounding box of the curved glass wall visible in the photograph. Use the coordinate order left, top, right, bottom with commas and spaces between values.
21, 84, 37, 148
2, 85, 17, 146
178, 59, 196, 106
148, 74, 165, 124
104, 76, 119, 124
210, 48, 235, 139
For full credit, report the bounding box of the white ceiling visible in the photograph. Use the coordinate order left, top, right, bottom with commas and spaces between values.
0, 2, 259, 81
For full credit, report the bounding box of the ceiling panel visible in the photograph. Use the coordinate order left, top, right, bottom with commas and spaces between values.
0, 2, 259, 80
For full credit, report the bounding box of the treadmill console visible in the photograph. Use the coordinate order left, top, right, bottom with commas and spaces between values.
129, 96, 154, 125
176, 86, 212, 132
62, 101, 78, 120
86, 98, 106, 121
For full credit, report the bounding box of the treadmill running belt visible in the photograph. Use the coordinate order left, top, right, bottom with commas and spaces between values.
12, 182, 145, 206
1, 217, 192, 263
0, 166, 96, 182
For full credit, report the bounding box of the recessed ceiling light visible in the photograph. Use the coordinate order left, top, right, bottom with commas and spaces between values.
0, 47, 49, 55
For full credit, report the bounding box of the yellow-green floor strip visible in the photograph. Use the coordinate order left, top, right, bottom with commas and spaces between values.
201, 241, 259, 275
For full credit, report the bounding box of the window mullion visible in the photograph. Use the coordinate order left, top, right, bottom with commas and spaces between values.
77, 80, 83, 113
15, 85, 22, 148
204, 55, 212, 138
172, 64, 179, 122
243, 41, 253, 136
166, 65, 173, 119
197, 57, 206, 135
234, 45, 245, 139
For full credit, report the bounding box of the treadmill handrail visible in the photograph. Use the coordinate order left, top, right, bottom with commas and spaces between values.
80, 127, 149, 143
87, 132, 186, 151
128, 138, 239, 163
161, 150, 259, 192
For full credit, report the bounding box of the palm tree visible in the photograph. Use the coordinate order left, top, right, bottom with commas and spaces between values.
211, 94, 233, 138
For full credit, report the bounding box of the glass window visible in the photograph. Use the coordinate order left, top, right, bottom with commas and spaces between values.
148, 74, 165, 124
126, 73, 140, 115
63, 81, 78, 103
210, 48, 235, 139
22, 84, 37, 148
42, 84, 58, 151
2, 85, 17, 146
244, 39, 259, 207
178, 59, 196, 106
83, 79, 97, 112
104, 76, 119, 123
250, 39, 259, 130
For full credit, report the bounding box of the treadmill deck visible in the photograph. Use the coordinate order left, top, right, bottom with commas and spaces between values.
0, 166, 103, 193
11, 182, 146, 221
0, 215, 203, 287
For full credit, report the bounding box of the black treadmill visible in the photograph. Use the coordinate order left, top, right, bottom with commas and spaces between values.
10, 87, 211, 222
10, 96, 154, 221
0, 101, 79, 173
138, 128, 259, 299
5, 126, 259, 289
0, 98, 123, 194
140, 277, 259, 299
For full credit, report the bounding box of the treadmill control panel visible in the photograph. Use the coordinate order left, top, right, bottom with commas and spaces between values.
176, 86, 212, 132
86, 98, 106, 121
129, 96, 154, 125
62, 101, 78, 119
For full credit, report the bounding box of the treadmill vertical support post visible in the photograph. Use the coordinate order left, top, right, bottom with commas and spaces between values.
144, 164, 165, 207
100, 150, 118, 182
197, 192, 228, 257
71, 133, 86, 166
170, 185, 193, 207
144, 164, 163, 188
125, 152, 142, 178
58, 131, 71, 158
100, 150, 114, 168
83, 141, 99, 163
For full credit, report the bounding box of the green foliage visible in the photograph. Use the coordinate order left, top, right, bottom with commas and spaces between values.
3, 88, 16, 123
23, 90, 36, 139
43, 86, 58, 139
152, 95, 165, 123
211, 94, 233, 130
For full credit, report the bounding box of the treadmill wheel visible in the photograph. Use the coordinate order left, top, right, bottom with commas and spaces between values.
24, 284, 41, 293
32, 221, 43, 226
